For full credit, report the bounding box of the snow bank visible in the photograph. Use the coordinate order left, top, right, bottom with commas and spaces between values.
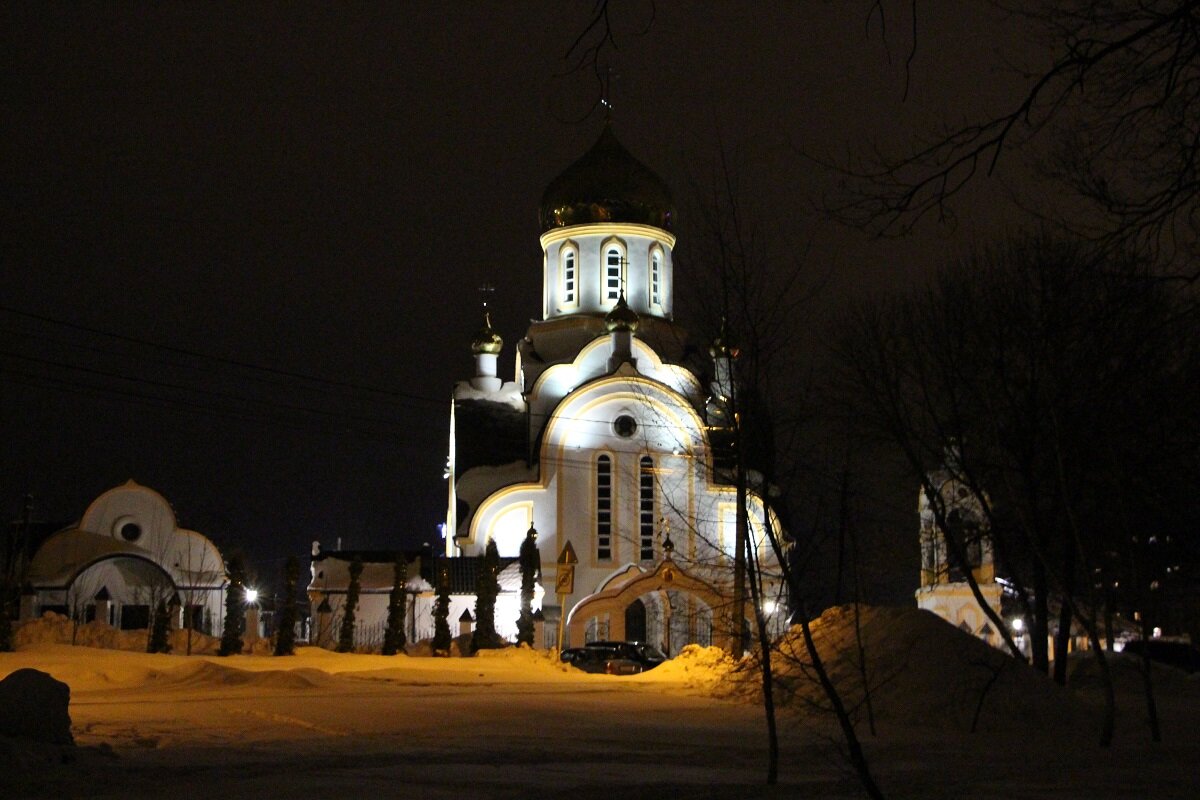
637, 644, 735, 691
729, 605, 1086, 733
13, 612, 223, 655
145, 660, 336, 691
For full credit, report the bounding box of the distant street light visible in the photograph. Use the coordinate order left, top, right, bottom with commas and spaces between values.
244, 587, 259, 604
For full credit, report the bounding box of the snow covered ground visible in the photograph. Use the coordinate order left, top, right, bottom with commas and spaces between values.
1, 607, 1196, 799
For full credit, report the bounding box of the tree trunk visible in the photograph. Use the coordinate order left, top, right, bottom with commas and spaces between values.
1139, 617, 1162, 743
1052, 543, 1075, 686
1031, 558, 1050, 673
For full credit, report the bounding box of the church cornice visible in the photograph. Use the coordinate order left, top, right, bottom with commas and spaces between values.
540, 222, 676, 250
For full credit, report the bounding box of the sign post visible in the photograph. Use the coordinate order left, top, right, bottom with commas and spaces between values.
555, 541, 577, 650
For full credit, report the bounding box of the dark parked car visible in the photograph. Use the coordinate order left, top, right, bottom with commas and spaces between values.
559, 642, 667, 671
585, 641, 667, 671
561, 645, 644, 675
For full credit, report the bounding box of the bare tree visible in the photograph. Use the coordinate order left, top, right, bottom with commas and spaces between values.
831, 1, 1200, 267
673, 148, 886, 798
830, 231, 1195, 746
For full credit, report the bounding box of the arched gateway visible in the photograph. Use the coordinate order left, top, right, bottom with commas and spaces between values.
566, 553, 752, 654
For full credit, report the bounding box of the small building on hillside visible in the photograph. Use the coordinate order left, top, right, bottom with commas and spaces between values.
21, 481, 227, 635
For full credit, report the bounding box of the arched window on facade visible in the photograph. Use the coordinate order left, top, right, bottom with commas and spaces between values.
649, 247, 663, 309
597, 454, 613, 560
639, 456, 655, 560
561, 244, 577, 307
604, 243, 624, 302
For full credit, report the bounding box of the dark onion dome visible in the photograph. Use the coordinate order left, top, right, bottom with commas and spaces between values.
709, 318, 734, 359
471, 311, 503, 354
540, 124, 675, 232
605, 292, 640, 332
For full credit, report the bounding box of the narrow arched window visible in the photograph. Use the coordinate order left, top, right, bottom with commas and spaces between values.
649, 249, 663, 308
639, 456, 655, 560
597, 455, 612, 560
561, 246, 577, 306
604, 245, 623, 301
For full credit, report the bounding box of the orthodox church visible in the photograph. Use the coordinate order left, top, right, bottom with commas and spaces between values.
447, 124, 788, 654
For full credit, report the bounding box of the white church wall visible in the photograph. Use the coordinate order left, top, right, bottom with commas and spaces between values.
540, 223, 676, 319
78, 481, 178, 559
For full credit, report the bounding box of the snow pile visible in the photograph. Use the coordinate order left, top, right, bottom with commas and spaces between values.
735, 605, 1085, 732
145, 660, 336, 691
639, 644, 734, 691
475, 643, 574, 673
405, 632, 475, 657
13, 612, 224, 655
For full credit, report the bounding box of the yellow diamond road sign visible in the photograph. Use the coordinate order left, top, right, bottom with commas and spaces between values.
555, 541, 577, 595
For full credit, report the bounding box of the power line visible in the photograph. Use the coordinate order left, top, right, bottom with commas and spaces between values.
0, 304, 446, 409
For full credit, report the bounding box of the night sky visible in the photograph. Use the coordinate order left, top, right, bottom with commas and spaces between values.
2, 3, 1040, 591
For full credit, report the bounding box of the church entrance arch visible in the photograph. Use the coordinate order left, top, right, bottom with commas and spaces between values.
68, 555, 177, 631
624, 598, 647, 643
566, 557, 746, 655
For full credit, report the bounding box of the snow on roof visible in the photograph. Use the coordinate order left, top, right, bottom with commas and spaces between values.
26, 529, 154, 586
453, 380, 525, 409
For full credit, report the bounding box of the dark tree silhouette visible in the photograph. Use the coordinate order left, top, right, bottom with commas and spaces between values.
472, 539, 502, 652
382, 553, 408, 656
218, 555, 246, 657
0, 601, 11, 653
432, 565, 452, 656
516, 525, 539, 646
274, 556, 299, 656
337, 557, 363, 654
147, 599, 171, 654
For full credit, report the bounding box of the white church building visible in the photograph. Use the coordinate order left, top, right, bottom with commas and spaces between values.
447, 124, 788, 654
20, 481, 227, 636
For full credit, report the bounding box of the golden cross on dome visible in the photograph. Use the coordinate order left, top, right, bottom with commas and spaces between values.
477, 282, 495, 310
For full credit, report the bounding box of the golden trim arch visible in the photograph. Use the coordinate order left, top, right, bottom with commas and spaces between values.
565, 556, 748, 652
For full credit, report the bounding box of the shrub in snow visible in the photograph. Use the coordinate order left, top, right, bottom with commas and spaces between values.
516, 525, 538, 646
274, 556, 299, 656
218, 555, 246, 657
381, 554, 408, 656
147, 600, 171, 654
471, 540, 502, 652
432, 566, 451, 656
336, 557, 363, 653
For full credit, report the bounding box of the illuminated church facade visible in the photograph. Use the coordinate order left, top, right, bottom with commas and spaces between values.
446, 125, 787, 653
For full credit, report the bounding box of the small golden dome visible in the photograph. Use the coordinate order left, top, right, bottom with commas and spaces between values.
605, 293, 640, 332
539, 123, 675, 233
471, 311, 503, 355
